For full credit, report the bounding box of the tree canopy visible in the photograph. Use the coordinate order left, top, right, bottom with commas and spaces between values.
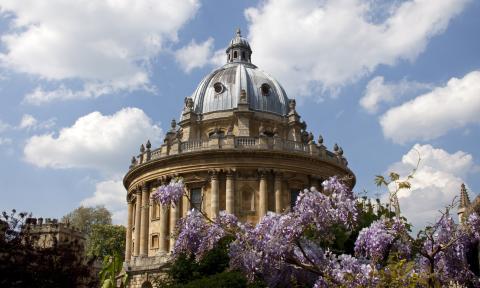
61, 205, 112, 234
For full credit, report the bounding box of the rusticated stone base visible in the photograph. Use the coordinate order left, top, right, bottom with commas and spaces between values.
123, 253, 170, 288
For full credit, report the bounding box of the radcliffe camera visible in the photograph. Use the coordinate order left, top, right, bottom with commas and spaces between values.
0, 1, 479, 288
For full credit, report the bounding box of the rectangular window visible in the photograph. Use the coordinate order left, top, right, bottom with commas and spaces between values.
290, 189, 300, 209
151, 234, 159, 249
190, 188, 202, 212
155, 203, 160, 219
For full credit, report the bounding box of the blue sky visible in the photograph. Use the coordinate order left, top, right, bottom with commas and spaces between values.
0, 0, 479, 229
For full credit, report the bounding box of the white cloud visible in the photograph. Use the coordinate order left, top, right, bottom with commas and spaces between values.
18, 114, 37, 129
81, 179, 127, 224
175, 38, 215, 73
0, 0, 200, 103
23, 107, 162, 175
360, 76, 432, 113
245, 0, 469, 98
0, 120, 10, 132
174, 38, 227, 73
385, 144, 476, 230
0, 137, 12, 145
380, 70, 480, 144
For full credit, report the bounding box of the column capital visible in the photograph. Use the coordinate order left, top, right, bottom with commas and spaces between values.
208, 169, 219, 179
225, 168, 236, 178
141, 182, 149, 191
273, 170, 284, 178
134, 186, 142, 194
258, 168, 269, 178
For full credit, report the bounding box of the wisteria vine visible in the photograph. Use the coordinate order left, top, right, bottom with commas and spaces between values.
153, 176, 480, 287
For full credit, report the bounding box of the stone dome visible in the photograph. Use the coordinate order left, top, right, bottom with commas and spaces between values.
188, 29, 289, 117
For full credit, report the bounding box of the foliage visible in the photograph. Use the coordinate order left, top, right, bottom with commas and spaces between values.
159, 236, 236, 286
87, 223, 126, 260
99, 252, 128, 288
0, 209, 98, 288
171, 271, 248, 288
62, 205, 112, 234
374, 259, 421, 288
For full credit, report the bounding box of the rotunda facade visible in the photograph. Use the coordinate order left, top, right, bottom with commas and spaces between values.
123, 29, 355, 286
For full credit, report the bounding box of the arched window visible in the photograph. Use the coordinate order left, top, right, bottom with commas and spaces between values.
233, 51, 238, 59
241, 51, 245, 60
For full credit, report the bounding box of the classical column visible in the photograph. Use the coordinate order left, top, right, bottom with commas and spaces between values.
259, 170, 268, 217
133, 188, 142, 257
226, 171, 235, 214
125, 198, 134, 261
274, 172, 282, 213
210, 171, 219, 218
159, 204, 169, 252
139, 183, 150, 257
169, 202, 179, 251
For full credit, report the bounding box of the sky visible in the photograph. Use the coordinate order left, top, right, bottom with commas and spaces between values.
0, 0, 479, 230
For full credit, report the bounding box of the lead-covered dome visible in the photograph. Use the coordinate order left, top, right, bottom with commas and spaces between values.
188, 29, 289, 116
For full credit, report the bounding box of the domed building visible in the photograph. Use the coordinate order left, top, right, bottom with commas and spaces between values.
122, 29, 355, 287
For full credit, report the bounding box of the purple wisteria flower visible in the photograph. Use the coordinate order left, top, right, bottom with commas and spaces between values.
151, 178, 184, 206
355, 219, 394, 262
294, 178, 357, 236
172, 209, 207, 257
418, 212, 477, 286
196, 211, 239, 259
229, 212, 305, 284
173, 210, 239, 260
467, 213, 480, 240
354, 218, 410, 263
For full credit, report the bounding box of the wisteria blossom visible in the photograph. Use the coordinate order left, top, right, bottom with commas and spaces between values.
173, 210, 240, 260
468, 213, 480, 241
151, 178, 184, 206
162, 175, 480, 287
354, 218, 410, 263
294, 179, 357, 237
172, 209, 207, 257
418, 211, 479, 287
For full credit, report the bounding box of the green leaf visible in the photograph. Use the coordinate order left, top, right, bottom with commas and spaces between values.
389, 172, 400, 181
374, 175, 387, 187
398, 181, 411, 189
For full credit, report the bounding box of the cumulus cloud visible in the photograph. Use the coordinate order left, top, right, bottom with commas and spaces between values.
81, 179, 127, 224
175, 38, 215, 73
245, 0, 469, 98
0, 0, 199, 103
360, 76, 432, 113
23, 107, 162, 175
18, 114, 37, 129
0, 120, 10, 132
385, 144, 476, 230
174, 38, 227, 73
380, 70, 480, 144
0, 137, 12, 145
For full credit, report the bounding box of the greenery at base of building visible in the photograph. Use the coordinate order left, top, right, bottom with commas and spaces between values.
155, 236, 266, 288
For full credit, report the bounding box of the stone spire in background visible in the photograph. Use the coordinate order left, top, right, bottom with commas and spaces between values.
458, 183, 471, 224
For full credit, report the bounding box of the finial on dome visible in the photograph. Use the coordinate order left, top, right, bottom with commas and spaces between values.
227, 27, 252, 64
